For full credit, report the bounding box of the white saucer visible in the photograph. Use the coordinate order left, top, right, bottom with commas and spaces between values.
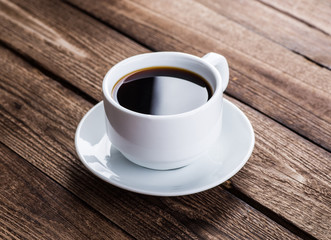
75, 99, 254, 196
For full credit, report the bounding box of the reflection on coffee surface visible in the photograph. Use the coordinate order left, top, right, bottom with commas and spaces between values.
113, 67, 213, 115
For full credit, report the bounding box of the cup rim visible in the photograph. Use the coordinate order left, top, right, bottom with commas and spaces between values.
102, 52, 223, 119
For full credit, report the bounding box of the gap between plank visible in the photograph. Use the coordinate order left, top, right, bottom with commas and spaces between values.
64, 0, 158, 53
196, 2, 331, 71
0, 41, 98, 107
222, 184, 318, 240
291, 49, 330, 70
225, 91, 331, 154
0, 40, 324, 240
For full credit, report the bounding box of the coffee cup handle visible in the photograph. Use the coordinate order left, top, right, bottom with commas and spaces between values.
202, 52, 229, 92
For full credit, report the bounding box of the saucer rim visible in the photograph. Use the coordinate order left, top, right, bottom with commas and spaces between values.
75, 99, 255, 196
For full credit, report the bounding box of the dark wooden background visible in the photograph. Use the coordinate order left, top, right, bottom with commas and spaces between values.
1, 0, 330, 239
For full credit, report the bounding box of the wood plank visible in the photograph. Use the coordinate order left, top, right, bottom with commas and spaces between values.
229, 100, 331, 239
0, 46, 303, 239
259, 0, 331, 35
196, 0, 331, 69
63, 0, 331, 152
0, 0, 148, 100
0, 144, 132, 240
0, 0, 329, 238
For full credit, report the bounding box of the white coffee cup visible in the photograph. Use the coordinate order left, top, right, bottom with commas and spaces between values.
103, 52, 229, 170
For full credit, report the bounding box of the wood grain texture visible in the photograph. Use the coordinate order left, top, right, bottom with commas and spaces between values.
0, 47, 302, 240
229, 97, 331, 239
0, 0, 330, 238
196, 0, 331, 69
0, 144, 132, 240
0, 0, 147, 100
64, 0, 331, 152
259, 0, 331, 35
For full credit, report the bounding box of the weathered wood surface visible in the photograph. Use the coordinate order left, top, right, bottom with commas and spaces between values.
0, 0, 330, 239
65, 0, 330, 152
259, 0, 331, 35
0, 0, 147, 100
0, 144, 132, 240
196, 0, 331, 69
0, 47, 303, 240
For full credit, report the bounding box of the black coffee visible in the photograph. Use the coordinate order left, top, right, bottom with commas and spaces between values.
113, 67, 213, 115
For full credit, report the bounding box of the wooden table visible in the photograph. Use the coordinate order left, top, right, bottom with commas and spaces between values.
1, 0, 330, 239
